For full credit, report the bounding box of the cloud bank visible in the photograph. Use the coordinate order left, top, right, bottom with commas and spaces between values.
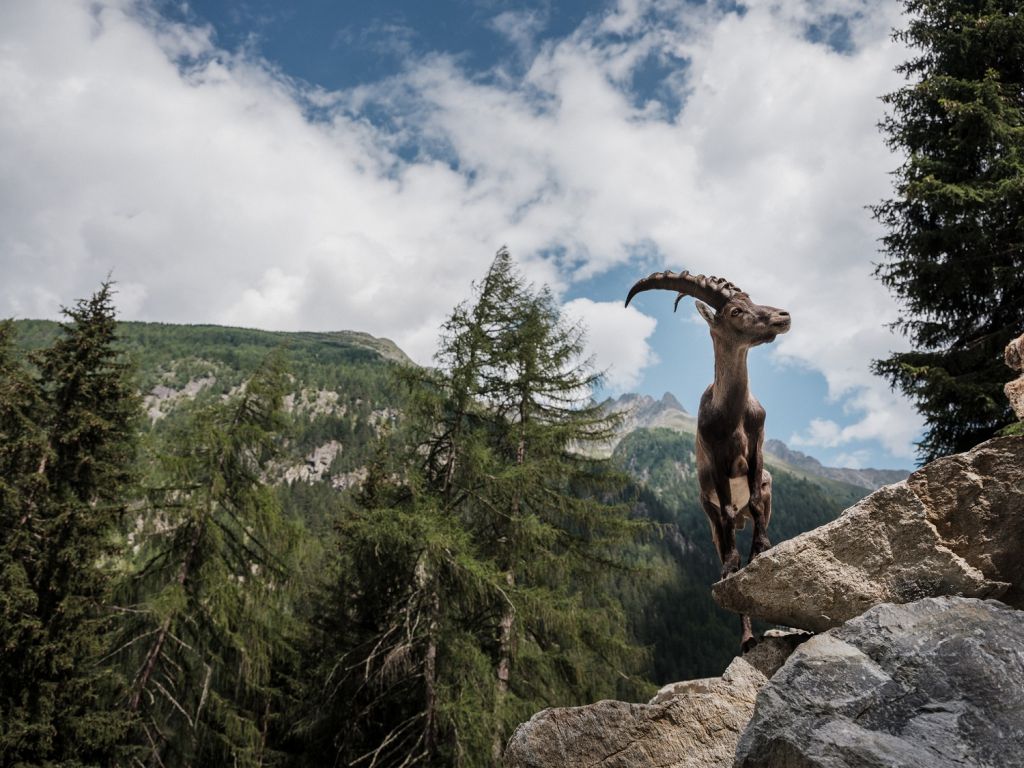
0, 0, 921, 460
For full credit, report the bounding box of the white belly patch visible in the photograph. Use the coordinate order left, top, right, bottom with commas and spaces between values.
707, 476, 751, 512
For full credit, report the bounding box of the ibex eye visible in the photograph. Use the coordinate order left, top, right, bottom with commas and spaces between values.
731, 308, 742, 316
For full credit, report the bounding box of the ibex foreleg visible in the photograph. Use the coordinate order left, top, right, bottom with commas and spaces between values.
747, 469, 772, 559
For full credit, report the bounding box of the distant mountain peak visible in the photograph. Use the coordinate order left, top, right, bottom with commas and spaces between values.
660, 392, 685, 412
591, 391, 696, 457
598, 393, 909, 491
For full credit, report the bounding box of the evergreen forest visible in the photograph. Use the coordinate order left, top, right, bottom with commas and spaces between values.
0, 255, 867, 767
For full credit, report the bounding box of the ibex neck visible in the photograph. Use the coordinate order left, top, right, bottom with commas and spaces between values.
711, 337, 749, 416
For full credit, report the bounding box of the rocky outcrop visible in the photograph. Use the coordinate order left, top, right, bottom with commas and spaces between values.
505, 434, 1024, 768
503, 634, 806, 768
1006, 333, 1024, 421
143, 375, 217, 421
908, 435, 1024, 607
281, 440, 343, 484
735, 598, 1024, 768
713, 435, 1024, 631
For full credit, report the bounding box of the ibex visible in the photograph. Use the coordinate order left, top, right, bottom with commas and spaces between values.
625, 270, 790, 648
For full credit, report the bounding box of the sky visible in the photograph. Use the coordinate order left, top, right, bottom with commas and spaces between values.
0, 0, 921, 469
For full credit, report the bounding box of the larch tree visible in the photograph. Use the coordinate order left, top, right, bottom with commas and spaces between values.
302, 249, 647, 768
872, 0, 1024, 461
436, 250, 646, 757
114, 352, 299, 767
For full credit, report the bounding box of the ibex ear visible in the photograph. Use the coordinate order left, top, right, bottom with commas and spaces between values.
695, 300, 718, 327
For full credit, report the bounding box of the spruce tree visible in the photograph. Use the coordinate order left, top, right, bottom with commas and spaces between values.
114, 353, 298, 767
0, 284, 139, 765
872, 0, 1024, 461
0, 321, 51, 762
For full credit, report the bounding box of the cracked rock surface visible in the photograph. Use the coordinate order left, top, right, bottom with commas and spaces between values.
503, 634, 804, 768
713, 435, 1023, 631
735, 597, 1024, 768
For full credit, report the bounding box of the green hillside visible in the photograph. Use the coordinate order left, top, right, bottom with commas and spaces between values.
14, 320, 408, 526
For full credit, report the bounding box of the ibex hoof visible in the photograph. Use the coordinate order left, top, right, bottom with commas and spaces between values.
752, 535, 771, 556
721, 551, 741, 578
741, 634, 759, 653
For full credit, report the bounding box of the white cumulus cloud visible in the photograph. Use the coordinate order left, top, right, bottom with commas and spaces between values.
562, 299, 658, 393
0, 0, 924, 461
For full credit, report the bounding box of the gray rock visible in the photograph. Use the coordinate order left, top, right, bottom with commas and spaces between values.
503, 657, 760, 768
713, 436, 1023, 631
504, 634, 805, 768
741, 630, 811, 679
908, 435, 1024, 608
734, 597, 1024, 768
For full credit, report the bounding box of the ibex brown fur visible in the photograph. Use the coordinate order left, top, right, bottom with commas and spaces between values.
626, 270, 790, 647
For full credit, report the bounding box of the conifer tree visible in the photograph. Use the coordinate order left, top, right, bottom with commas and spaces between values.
0, 284, 139, 765
427, 250, 645, 756
872, 0, 1024, 461
295, 451, 502, 767
300, 250, 647, 767
0, 321, 51, 762
115, 353, 298, 767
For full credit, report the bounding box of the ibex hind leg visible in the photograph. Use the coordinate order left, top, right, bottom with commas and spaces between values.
741, 616, 755, 651
704, 496, 755, 650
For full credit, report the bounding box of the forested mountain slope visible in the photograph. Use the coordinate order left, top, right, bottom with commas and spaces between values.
611, 427, 868, 680
14, 320, 407, 528
10, 318, 874, 683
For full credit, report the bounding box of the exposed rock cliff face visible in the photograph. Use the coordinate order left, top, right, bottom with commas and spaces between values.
735, 598, 1024, 768
504, 433, 1024, 768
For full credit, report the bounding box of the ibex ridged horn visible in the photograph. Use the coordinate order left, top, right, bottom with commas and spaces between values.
624, 270, 745, 312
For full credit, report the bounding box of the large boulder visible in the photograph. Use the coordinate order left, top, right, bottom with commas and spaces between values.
713, 435, 1023, 631
503, 634, 805, 768
909, 435, 1024, 607
735, 597, 1024, 768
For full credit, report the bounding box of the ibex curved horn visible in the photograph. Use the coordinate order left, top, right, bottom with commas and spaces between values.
624, 270, 746, 312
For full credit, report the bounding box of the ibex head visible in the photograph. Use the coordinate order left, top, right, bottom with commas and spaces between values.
625, 270, 790, 348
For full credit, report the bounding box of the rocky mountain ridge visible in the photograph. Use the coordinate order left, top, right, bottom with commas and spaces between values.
762, 439, 909, 491
600, 391, 910, 491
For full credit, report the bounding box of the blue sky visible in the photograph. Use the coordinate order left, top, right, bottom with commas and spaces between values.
0, 0, 919, 468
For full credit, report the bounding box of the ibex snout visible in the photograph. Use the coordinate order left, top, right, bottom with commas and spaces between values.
767, 308, 791, 333
749, 306, 790, 345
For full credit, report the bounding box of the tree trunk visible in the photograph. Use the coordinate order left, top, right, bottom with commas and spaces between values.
492, 569, 515, 763
128, 516, 205, 713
